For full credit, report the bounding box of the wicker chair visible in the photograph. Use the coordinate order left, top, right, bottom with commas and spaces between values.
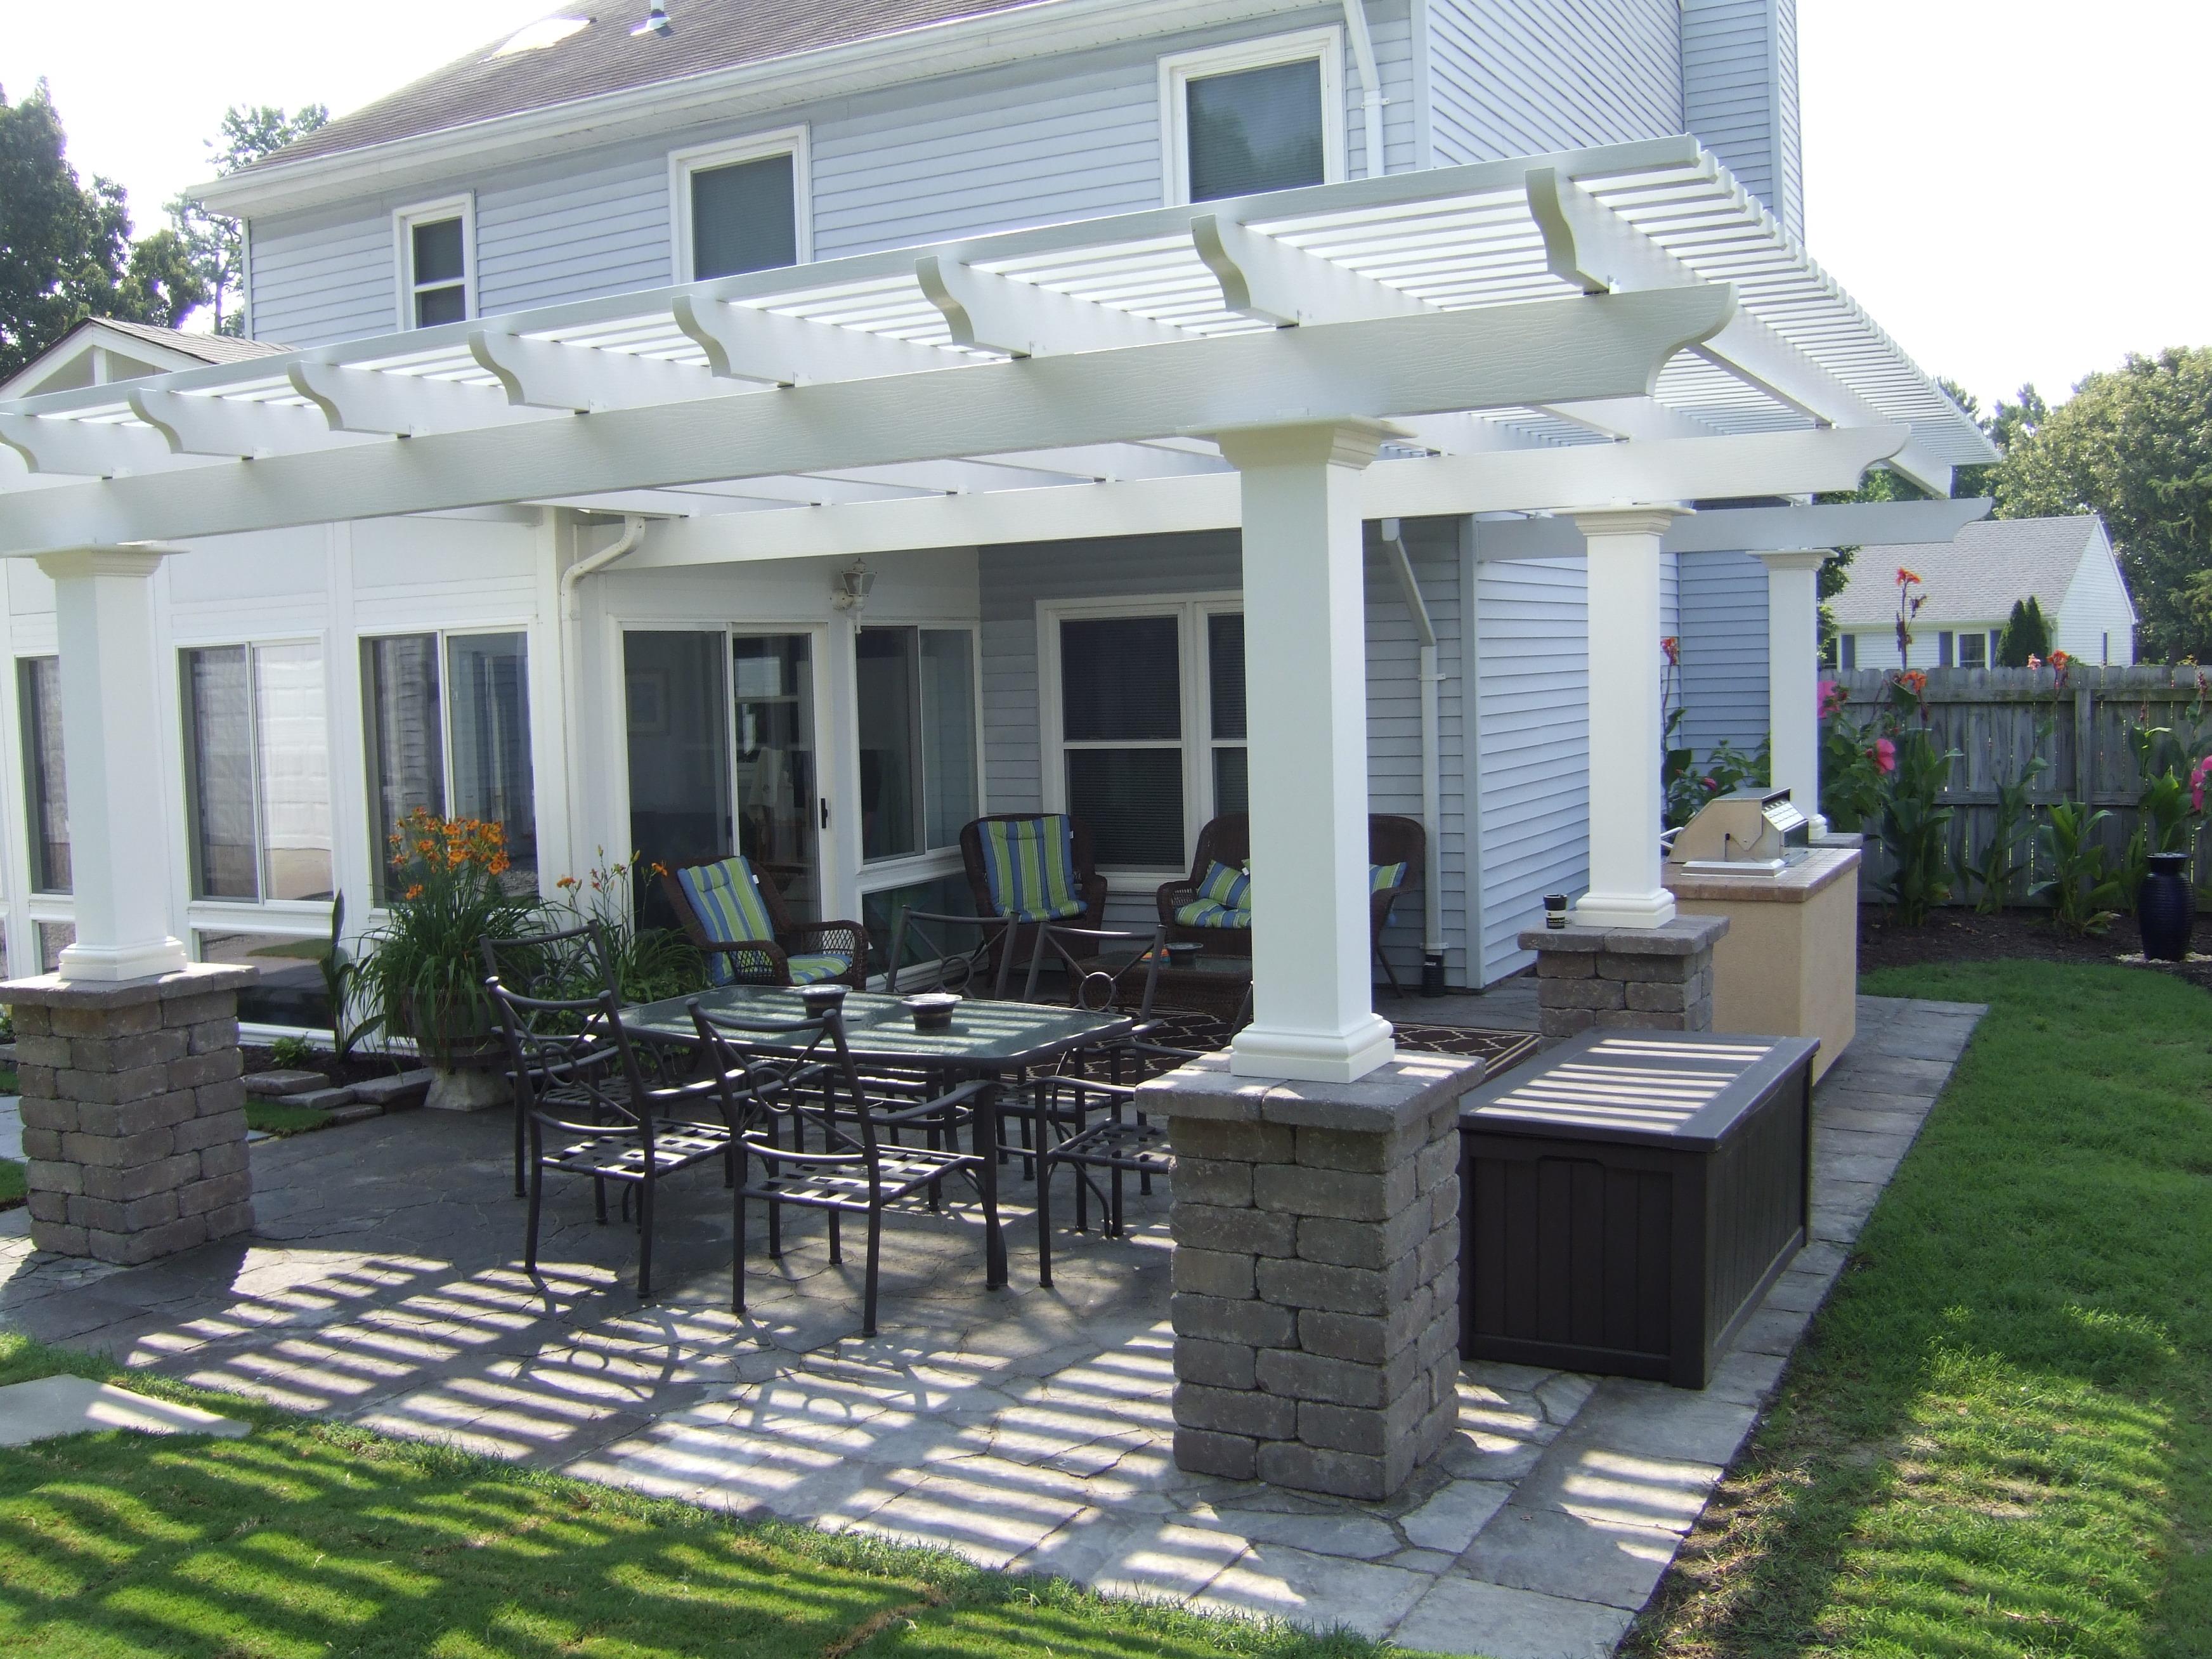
660, 854, 869, 989
1154, 812, 1424, 994
958, 814, 1109, 976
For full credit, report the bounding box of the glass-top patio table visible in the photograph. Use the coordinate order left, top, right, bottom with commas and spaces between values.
619, 985, 1135, 1287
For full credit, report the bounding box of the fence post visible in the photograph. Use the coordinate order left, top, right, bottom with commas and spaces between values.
2073, 682, 2096, 800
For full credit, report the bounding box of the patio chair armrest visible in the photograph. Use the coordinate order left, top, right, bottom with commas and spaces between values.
1368, 884, 1405, 937
1155, 880, 1197, 923
1080, 871, 1109, 918
1033, 1074, 1139, 1105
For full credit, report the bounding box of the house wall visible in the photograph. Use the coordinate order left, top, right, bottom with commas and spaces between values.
1680, 0, 1805, 244
1678, 549, 1769, 757
976, 519, 1471, 986
2056, 534, 2140, 667
1424, 0, 1682, 167
248, 4, 1417, 348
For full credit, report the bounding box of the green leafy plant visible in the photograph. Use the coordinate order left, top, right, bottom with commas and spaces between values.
267, 1034, 315, 1069
1867, 670, 1959, 925
550, 850, 703, 1005
317, 892, 376, 1061
1960, 717, 2053, 913
2036, 800, 2126, 935
350, 810, 543, 1067
1658, 634, 1771, 829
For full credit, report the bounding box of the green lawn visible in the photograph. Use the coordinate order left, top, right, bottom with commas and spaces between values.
242, 1099, 334, 1138
1628, 960, 2212, 1659
0, 1158, 20, 1209
0, 1335, 1415, 1659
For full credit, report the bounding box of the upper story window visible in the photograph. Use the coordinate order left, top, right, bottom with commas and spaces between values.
671, 129, 809, 283
1160, 30, 1344, 206
396, 197, 474, 329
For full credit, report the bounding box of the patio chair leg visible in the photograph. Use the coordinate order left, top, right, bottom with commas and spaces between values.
1036, 1148, 1055, 1289
637, 1173, 655, 1301
828, 1209, 843, 1266
862, 1211, 882, 1339
523, 1139, 545, 1275
594, 1176, 608, 1225
1110, 1164, 1125, 1240
733, 1179, 748, 1315
512, 1089, 527, 1199
1375, 939, 1403, 998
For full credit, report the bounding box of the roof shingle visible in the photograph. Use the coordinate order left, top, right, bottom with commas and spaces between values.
1830, 515, 2108, 627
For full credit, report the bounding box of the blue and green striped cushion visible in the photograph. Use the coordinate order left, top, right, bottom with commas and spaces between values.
1195, 861, 1250, 909
1174, 900, 1252, 930
977, 816, 1085, 922
1370, 862, 1407, 892
788, 953, 851, 986
678, 857, 779, 987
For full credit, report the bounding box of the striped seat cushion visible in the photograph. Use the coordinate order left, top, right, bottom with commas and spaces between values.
1194, 860, 1250, 909
977, 816, 1086, 921
787, 953, 852, 986
1371, 861, 1408, 892
677, 857, 779, 987
1174, 901, 1252, 930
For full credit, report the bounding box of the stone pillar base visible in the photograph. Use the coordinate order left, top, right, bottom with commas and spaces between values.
1141, 1050, 1483, 1500
4, 964, 257, 1265
1521, 914, 1729, 1039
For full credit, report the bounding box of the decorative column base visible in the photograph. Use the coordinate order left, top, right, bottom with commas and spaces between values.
1142, 1051, 1483, 1500
6, 965, 257, 1266
1521, 914, 1729, 1039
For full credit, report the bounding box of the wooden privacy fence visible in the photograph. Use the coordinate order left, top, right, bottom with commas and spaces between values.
1831, 665, 2212, 906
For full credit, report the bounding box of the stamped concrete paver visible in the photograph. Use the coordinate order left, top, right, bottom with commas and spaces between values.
0, 994, 1981, 1658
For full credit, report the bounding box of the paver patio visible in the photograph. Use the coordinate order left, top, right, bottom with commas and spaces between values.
0, 993, 1979, 1659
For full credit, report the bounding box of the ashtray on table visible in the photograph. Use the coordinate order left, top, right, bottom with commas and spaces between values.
903, 993, 960, 1031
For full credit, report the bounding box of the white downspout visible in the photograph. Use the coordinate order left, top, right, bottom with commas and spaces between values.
1382, 517, 1446, 991
1340, 0, 1387, 179
559, 513, 646, 864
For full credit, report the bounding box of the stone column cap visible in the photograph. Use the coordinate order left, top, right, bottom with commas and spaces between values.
1518, 913, 1729, 956
0, 962, 256, 1009
1138, 1049, 1483, 1133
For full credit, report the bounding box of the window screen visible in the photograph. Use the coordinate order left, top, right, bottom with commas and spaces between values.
20, 656, 68, 894
446, 634, 536, 885
1185, 58, 1326, 202
1060, 615, 1184, 868
183, 647, 257, 899
361, 634, 443, 902
410, 218, 467, 327
692, 153, 798, 279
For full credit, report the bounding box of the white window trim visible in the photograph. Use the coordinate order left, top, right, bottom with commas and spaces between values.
1037, 594, 1243, 880
1157, 27, 1346, 207
668, 126, 812, 284
393, 194, 476, 331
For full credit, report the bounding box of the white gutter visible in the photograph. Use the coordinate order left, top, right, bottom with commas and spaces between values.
1381, 517, 1445, 985
558, 512, 646, 864
1340, 0, 1387, 179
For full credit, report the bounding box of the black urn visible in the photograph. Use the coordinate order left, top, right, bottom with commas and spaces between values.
2137, 851, 2195, 962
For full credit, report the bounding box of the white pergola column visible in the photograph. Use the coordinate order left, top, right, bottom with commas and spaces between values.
1218, 421, 1396, 1084
34, 547, 188, 982
1569, 507, 1689, 929
1757, 550, 1830, 834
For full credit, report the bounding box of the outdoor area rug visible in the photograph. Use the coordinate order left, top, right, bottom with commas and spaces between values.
1136, 1010, 1540, 1081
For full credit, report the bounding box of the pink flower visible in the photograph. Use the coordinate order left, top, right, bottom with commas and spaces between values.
1818, 678, 1845, 717
1872, 737, 1897, 775
2192, 757, 2212, 814
2027, 654, 2042, 670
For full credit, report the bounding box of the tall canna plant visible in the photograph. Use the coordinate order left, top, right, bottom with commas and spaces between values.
1869, 670, 1960, 924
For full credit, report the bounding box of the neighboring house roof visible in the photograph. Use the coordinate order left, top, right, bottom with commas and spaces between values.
0, 319, 290, 400
1829, 514, 2134, 628
238, 0, 1055, 170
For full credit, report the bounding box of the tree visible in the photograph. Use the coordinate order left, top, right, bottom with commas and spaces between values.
1996, 596, 2053, 666
1996, 348, 2212, 662
0, 81, 206, 379
167, 103, 327, 337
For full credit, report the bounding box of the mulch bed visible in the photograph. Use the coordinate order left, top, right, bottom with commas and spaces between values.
238, 1047, 419, 1090
1858, 904, 2212, 994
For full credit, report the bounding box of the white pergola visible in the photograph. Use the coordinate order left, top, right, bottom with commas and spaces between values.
0, 134, 1991, 1082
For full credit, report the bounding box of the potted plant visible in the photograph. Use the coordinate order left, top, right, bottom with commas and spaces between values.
352, 809, 542, 1110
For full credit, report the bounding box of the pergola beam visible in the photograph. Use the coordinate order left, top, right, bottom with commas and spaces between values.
625, 425, 1908, 569
0, 286, 1730, 557
916, 255, 1181, 357
289, 358, 518, 436
1471, 494, 1993, 559
1525, 166, 1953, 495
127, 387, 353, 460
672, 295, 954, 386
0, 413, 187, 478
467, 329, 727, 413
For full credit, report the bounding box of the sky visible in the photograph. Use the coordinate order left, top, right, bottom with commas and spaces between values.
4, 0, 2205, 415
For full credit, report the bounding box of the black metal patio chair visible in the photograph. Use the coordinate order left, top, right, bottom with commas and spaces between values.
489, 977, 736, 1303
1032, 1072, 1172, 1289
689, 1002, 1001, 1337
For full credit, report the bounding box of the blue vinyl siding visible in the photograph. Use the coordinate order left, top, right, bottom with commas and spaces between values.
1425, 0, 1681, 167
1677, 550, 1770, 759
249, 6, 1417, 346
1681, 0, 1804, 240
1471, 547, 1587, 980
977, 517, 1470, 985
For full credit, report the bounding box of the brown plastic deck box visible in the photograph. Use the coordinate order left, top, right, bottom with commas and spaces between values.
1458, 1030, 1818, 1388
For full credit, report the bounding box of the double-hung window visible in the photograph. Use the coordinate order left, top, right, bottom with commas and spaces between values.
362, 632, 535, 901
397, 197, 473, 328
18, 656, 68, 894
181, 642, 334, 902
1161, 30, 1343, 205
1044, 601, 1246, 873
856, 626, 979, 864
672, 130, 807, 282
